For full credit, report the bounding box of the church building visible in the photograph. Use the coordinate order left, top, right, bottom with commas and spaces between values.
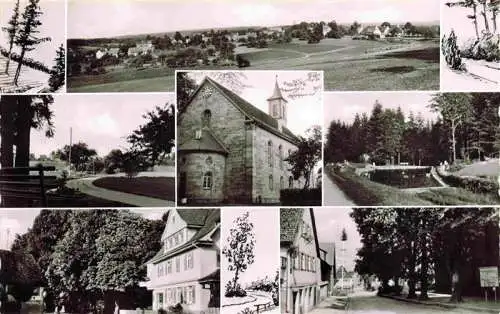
177, 75, 300, 205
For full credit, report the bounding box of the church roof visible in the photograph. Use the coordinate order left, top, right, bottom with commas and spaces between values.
178, 128, 229, 155
147, 208, 220, 265
183, 77, 300, 145
267, 78, 287, 102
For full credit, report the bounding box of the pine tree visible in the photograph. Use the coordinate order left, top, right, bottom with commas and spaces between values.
48, 44, 65, 91
13, 0, 51, 86
2, 0, 21, 75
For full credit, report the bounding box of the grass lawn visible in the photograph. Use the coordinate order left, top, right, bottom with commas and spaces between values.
327, 167, 498, 206
93, 176, 175, 201
47, 194, 131, 207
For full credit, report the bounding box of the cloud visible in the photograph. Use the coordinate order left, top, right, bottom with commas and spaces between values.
232, 4, 279, 25
86, 113, 120, 137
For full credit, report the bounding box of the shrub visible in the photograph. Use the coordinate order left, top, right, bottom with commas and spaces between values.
461, 33, 500, 62
238, 308, 253, 314
280, 188, 321, 205
225, 281, 247, 297
436, 167, 499, 195
442, 30, 464, 70
236, 55, 250, 68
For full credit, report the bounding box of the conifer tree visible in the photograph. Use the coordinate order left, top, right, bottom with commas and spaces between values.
13, 0, 51, 86
2, 0, 21, 75
48, 44, 65, 91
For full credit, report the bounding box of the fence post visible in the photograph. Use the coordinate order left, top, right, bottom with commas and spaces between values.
38, 165, 47, 207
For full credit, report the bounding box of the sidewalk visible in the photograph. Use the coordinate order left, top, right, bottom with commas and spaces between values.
308, 295, 349, 314
382, 293, 500, 313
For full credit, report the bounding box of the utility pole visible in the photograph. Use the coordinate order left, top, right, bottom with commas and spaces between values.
68, 127, 72, 176
341, 228, 348, 292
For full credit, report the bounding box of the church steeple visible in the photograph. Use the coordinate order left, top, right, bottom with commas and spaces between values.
267, 75, 288, 130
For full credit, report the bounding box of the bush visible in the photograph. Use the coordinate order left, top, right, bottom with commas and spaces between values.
236, 55, 250, 68
280, 188, 321, 205
460, 33, 500, 62
442, 30, 464, 70
225, 281, 247, 297
436, 167, 499, 195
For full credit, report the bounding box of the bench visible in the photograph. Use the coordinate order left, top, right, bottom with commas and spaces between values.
0, 165, 58, 207
254, 302, 272, 313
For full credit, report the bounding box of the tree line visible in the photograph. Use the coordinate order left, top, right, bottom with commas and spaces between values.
352, 207, 498, 302
325, 93, 500, 166
9, 209, 165, 313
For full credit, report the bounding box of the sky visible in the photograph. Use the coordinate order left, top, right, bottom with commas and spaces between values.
323, 92, 439, 126
30, 93, 175, 157
0, 208, 166, 250
186, 70, 323, 137
221, 208, 279, 287
68, 0, 439, 39
0, 0, 65, 67
314, 207, 361, 272
442, 3, 490, 46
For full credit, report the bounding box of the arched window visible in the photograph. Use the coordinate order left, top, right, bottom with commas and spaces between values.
267, 141, 273, 167
269, 175, 273, 190
288, 176, 293, 188
202, 171, 212, 189
273, 103, 279, 116
279, 145, 283, 169
202, 109, 211, 127
280, 176, 284, 190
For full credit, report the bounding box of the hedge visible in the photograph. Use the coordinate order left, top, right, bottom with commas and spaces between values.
0, 48, 52, 74
436, 167, 498, 196
280, 188, 321, 206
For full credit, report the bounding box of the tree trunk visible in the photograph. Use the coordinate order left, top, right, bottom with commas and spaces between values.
451, 121, 457, 164
407, 242, 417, 299
419, 224, 429, 300
0, 96, 15, 169
482, 3, 491, 33
14, 96, 31, 174
493, 11, 498, 33
5, 42, 14, 75
13, 49, 25, 86
449, 268, 463, 302
473, 6, 480, 39
233, 268, 240, 291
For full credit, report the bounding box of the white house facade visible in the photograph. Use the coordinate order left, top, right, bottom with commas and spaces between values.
142, 208, 220, 313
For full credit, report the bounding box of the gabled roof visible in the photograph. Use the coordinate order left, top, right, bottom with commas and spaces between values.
280, 208, 321, 258
147, 208, 220, 264
181, 76, 300, 145
361, 26, 381, 35
178, 128, 229, 155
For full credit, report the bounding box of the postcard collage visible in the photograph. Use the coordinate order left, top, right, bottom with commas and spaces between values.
0, 0, 499, 313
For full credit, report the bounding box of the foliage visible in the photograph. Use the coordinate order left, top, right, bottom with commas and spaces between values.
236, 55, 251, 68
176, 72, 198, 112
436, 166, 499, 195
280, 188, 321, 205
286, 125, 322, 189
13, 0, 51, 85
461, 33, 500, 61
127, 104, 175, 167
442, 30, 464, 70
222, 212, 255, 296
2, 0, 21, 75
48, 44, 66, 91
54, 142, 98, 172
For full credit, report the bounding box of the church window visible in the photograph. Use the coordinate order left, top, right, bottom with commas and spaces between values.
202, 109, 211, 127
202, 172, 213, 189
280, 176, 284, 190
269, 175, 273, 190
279, 145, 283, 169
288, 176, 293, 188
267, 141, 273, 167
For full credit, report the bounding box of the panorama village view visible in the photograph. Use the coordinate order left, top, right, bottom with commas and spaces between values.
0, 0, 499, 314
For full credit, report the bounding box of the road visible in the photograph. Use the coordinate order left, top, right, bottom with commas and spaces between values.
324, 174, 356, 206
346, 291, 477, 314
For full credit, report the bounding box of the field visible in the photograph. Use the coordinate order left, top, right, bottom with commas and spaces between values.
68, 37, 439, 92
93, 176, 175, 201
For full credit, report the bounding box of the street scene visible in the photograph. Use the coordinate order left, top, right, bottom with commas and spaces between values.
177, 71, 322, 206
280, 207, 500, 314
441, 0, 499, 91
0, 0, 65, 93
221, 208, 279, 314
323, 92, 500, 206
0, 94, 175, 207
67, 0, 438, 92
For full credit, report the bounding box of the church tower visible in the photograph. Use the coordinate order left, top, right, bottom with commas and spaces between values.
267, 76, 288, 131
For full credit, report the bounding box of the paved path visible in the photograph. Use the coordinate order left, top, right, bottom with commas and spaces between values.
222, 291, 276, 314
348, 291, 477, 314
66, 176, 174, 207
324, 174, 356, 206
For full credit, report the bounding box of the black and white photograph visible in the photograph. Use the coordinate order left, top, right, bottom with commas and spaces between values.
280, 207, 500, 314
0, 208, 193, 313
0, 94, 175, 208
0, 0, 65, 93
441, 0, 499, 91
222, 208, 279, 314
323, 92, 500, 206
66, 0, 439, 93
176, 70, 322, 206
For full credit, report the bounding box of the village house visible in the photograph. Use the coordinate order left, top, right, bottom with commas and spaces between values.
280, 208, 329, 314
141, 208, 220, 313
322, 24, 332, 37
127, 47, 139, 57
177, 76, 301, 205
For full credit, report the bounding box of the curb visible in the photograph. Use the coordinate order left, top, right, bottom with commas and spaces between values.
380, 294, 499, 313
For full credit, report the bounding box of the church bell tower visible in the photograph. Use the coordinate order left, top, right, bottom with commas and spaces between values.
267, 76, 288, 131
